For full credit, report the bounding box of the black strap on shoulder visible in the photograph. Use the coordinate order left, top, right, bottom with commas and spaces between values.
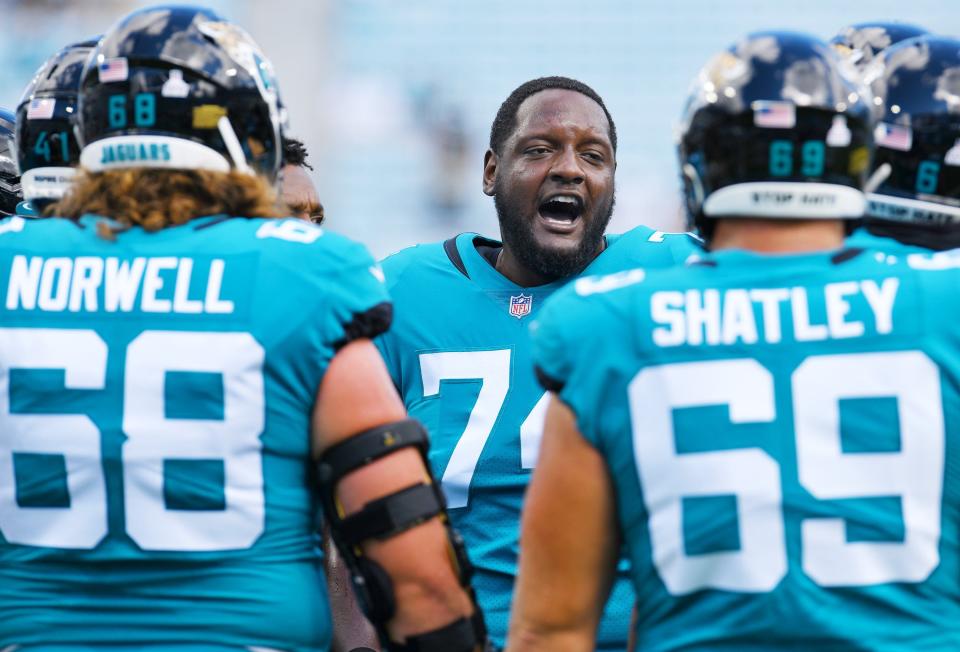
332, 302, 394, 351
534, 365, 565, 393
339, 483, 445, 544
318, 418, 428, 487
831, 247, 865, 265
193, 215, 232, 230
443, 236, 469, 278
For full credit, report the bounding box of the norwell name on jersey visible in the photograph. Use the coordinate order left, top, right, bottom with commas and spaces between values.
649, 278, 898, 346
5, 254, 234, 314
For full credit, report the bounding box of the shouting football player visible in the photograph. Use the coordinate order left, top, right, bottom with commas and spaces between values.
374, 76, 698, 650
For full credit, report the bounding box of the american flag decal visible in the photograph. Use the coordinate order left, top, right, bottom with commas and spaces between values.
874, 123, 913, 152
98, 57, 129, 83
26, 98, 56, 120
751, 100, 796, 129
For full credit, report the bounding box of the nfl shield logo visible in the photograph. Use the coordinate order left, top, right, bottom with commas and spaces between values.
509, 294, 533, 319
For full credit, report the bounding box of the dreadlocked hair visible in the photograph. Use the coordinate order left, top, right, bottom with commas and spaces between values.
50, 168, 285, 233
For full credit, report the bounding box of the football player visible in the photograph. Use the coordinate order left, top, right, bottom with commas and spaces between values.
0, 6, 487, 652
374, 76, 698, 650
512, 31, 960, 650
0, 108, 22, 216
15, 38, 97, 217
280, 135, 323, 224
847, 35, 960, 252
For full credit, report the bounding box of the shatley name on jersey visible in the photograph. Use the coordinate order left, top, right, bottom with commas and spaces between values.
649, 277, 899, 347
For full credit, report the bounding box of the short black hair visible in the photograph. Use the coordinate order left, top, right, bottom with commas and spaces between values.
489, 76, 617, 155
281, 136, 313, 170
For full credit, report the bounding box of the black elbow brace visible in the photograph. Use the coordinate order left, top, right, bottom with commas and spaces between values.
317, 418, 491, 652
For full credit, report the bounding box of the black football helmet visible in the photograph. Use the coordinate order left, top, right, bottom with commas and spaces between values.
863, 35, 960, 250
677, 31, 873, 241
0, 108, 23, 216
830, 22, 929, 73
16, 38, 97, 206
76, 5, 284, 180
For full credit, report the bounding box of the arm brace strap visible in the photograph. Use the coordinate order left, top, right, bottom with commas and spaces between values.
319, 419, 445, 545
317, 418, 491, 652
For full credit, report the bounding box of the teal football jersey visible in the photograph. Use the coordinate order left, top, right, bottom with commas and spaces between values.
376, 226, 698, 648
0, 215, 390, 652
533, 247, 960, 651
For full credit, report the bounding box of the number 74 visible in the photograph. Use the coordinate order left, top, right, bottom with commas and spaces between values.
419, 349, 548, 509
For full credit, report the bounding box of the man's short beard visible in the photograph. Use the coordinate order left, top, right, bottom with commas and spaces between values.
494, 184, 615, 282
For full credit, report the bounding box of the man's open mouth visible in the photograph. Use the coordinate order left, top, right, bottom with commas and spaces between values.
537, 195, 584, 232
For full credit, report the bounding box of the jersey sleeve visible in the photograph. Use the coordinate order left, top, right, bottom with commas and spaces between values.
372, 246, 420, 387
373, 323, 401, 387
531, 282, 625, 448
665, 232, 704, 263
595, 227, 701, 274
530, 290, 579, 393
266, 228, 392, 360
321, 246, 393, 352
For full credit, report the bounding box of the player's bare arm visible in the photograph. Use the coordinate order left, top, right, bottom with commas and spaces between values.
313, 339, 483, 650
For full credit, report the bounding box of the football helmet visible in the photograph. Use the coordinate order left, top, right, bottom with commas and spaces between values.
0, 108, 22, 216
864, 35, 960, 250
16, 38, 97, 205
677, 31, 873, 241
830, 22, 929, 73
76, 6, 284, 180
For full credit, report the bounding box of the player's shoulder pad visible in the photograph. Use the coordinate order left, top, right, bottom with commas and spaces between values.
0, 215, 28, 238
532, 269, 645, 390
379, 235, 470, 289
610, 225, 704, 267
380, 240, 443, 275
573, 267, 647, 297
648, 228, 705, 262
905, 247, 960, 271
0, 214, 80, 245
549, 267, 648, 325
252, 218, 376, 270
614, 224, 698, 244
901, 248, 960, 323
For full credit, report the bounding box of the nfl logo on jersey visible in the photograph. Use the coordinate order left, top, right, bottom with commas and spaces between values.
509, 294, 533, 319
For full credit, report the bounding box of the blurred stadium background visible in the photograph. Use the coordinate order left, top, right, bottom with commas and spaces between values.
3, 0, 959, 257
